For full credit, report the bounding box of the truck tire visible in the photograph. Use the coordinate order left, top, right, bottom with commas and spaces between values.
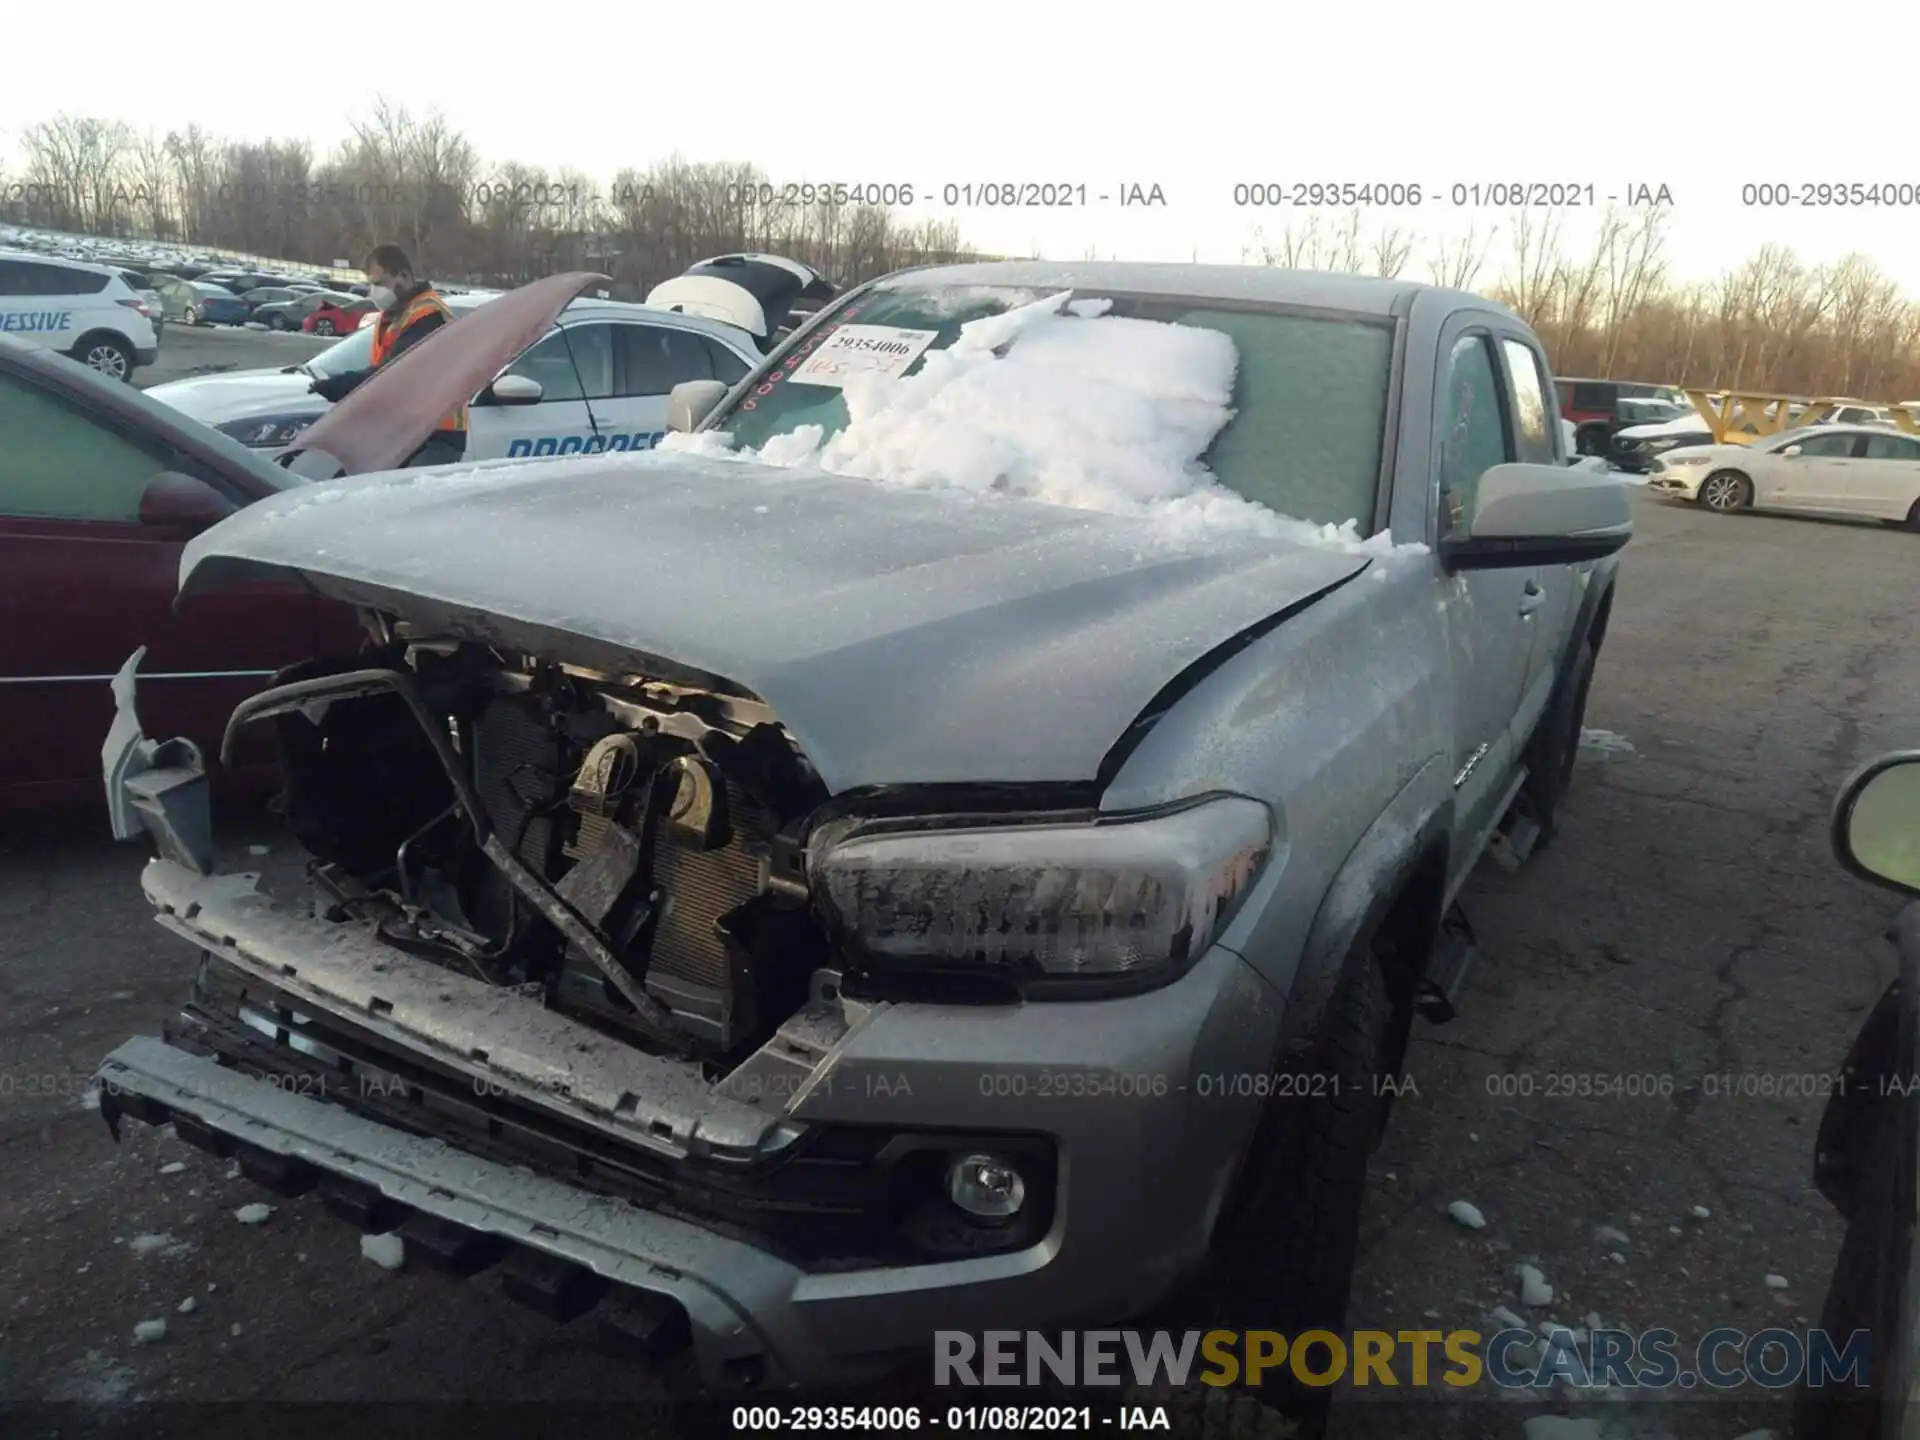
1185, 953, 1390, 1436
1520, 637, 1596, 853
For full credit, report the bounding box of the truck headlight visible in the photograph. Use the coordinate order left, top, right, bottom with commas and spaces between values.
216, 414, 316, 448
808, 795, 1273, 987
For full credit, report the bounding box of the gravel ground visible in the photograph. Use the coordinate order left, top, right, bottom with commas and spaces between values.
3, 490, 1917, 1440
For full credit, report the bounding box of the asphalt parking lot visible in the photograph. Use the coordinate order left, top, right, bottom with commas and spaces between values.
3, 441, 1918, 1436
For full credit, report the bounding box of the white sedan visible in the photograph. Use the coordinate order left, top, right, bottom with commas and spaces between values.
1647, 423, 1920, 530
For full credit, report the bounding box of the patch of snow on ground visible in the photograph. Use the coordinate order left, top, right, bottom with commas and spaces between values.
661, 290, 1424, 557
233, 1203, 274, 1226
1446, 1200, 1487, 1230
1764, 1273, 1789, 1289
132, 1319, 168, 1344
1518, 1263, 1554, 1306
360, 1233, 405, 1271
128, 1232, 190, 1258
158, 1161, 186, 1175
1579, 728, 1637, 757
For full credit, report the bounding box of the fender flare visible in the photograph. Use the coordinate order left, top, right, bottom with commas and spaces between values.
1271, 755, 1455, 1067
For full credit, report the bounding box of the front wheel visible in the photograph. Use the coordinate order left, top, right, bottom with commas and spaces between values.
1576, 425, 1610, 457
1699, 470, 1753, 513
1186, 957, 1390, 1437
314, 318, 335, 336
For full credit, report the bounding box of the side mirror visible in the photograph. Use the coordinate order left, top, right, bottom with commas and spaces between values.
487, 373, 544, 406
1441, 463, 1634, 571
667, 379, 728, 434
1832, 753, 1920, 897
139, 471, 236, 532
1781, 444, 1803, 457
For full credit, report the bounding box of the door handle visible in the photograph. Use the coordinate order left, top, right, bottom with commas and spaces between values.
1518, 580, 1546, 616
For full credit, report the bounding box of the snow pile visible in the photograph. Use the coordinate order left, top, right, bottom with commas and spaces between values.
663, 290, 1419, 556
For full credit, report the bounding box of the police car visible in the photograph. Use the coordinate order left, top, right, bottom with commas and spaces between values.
145, 258, 834, 461
0, 249, 160, 382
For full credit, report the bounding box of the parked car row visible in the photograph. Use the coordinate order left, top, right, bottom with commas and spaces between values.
0, 248, 161, 381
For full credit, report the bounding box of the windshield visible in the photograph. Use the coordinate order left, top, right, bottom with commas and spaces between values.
708, 283, 1394, 534
304, 325, 374, 378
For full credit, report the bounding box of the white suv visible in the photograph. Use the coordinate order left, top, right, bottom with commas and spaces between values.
147, 292, 762, 459
0, 250, 160, 382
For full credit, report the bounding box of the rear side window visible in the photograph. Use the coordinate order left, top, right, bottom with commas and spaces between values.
0, 372, 170, 522
619, 324, 726, 397
1863, 433, 1920, 461
1500, 339, 1557, 464
1438, 334, 1513, 538
1568, 381, 1615, 411
0, 260, 108, 296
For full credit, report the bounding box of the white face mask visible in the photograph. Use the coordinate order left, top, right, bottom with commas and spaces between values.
367, 283, 398, 312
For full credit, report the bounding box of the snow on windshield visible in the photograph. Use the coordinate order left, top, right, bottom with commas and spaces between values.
661, 290, 1421, 556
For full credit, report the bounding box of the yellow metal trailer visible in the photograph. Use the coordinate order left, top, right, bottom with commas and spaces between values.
1683, 391, 1920, 443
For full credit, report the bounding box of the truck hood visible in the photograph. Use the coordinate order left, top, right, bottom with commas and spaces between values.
145, 368, 319, 424
178, 453, 1371, 794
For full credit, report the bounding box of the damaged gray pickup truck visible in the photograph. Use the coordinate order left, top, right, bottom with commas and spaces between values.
93, 262, 1632, 1411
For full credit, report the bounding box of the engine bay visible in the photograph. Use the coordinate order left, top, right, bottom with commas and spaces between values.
253, 637, 833, 1064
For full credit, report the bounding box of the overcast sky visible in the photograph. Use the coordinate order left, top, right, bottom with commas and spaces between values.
6, 0, 1917, 288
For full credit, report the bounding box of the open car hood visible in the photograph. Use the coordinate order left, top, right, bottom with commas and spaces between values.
280, 271, 608, 478
176, 453, 1372, 794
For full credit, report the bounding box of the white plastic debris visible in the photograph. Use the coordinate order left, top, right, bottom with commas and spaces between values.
1690, 1204, 1711, 1219
1446, 1200, 1487, 1230
1765, 1273, 1789, 1289
233, 1203, 274, 1226
1518, 1263, 1554, 1306
133, 1319, 168, 1345
360, 1233, 405, 1271
177, 1297, 197, 1314
1594, 1224, 1630, 1246
159, 1162, 186, 1175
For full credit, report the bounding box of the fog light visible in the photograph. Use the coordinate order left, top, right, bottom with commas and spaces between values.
946, 1153, 1026, 1221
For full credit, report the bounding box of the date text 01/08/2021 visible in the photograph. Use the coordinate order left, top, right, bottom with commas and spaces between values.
729, 1404, 1171, 1431
1228, 181, 1675, 208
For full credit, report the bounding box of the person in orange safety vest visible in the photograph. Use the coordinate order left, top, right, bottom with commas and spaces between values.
307, 243, 468, 468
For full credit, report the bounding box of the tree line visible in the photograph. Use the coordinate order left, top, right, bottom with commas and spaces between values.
6, 106, 1916, 400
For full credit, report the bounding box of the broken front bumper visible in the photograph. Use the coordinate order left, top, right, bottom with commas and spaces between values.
96, 855, 1286, 1388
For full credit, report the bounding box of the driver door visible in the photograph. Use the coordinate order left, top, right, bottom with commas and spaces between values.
1767, 431, 1859, 511
1434, 328, 1537, 881
469, 320, 613, 461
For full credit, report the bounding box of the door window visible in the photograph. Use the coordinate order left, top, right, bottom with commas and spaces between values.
617, 324, 733, 397
1500, 339, 1557, 464
1438, 334, 1513, 538
0, 372, 171, 522
501, 323, 614, 402
1793, 433, 1857, 458
704, 336, 751, 385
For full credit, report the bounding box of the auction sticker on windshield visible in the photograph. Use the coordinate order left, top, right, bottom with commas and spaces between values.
788, 324, 938, 388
